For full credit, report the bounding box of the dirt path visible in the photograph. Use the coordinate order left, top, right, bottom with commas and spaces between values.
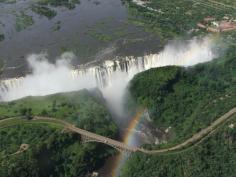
0, 144, 29, 160
10, 144, 29, 156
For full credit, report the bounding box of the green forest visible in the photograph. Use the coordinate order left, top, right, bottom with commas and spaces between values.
0, 89, 118, 177
120, 37, 236, 176
126, 0, 236, 41
129, 44, 236, 148
120, 115, 236, 177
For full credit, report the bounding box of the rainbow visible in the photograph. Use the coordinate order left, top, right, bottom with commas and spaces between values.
110, 109, 145, 177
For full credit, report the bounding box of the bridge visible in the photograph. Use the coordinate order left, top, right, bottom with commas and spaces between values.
34, 117, 139, 153
1, 107, 236, 154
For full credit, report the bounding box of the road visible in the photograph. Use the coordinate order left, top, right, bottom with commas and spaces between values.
1, 107, 236, 154
139, 107, 236, 154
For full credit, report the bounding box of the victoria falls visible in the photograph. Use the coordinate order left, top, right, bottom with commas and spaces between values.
0, 0, 236, 177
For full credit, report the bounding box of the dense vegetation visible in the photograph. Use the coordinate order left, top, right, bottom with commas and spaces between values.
129, 44, 236, 148
31, 5, 57, 19
120, 30, 236, 176
121, 115, 236, 177
125, 0, 236, 41
0, 89, 118, 137
0, 89, 118, 177
38, 0, 80, 9
1, 1, 236, 177
31, 0, 81, 19
15, 12, 34, 32
0, 124, 116, 177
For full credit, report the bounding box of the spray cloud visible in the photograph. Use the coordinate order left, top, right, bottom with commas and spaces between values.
0, 36, 219, 105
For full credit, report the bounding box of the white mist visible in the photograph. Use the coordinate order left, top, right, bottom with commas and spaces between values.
0, 36, 218, 104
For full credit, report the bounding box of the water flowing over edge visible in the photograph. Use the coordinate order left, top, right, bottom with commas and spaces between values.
0, 36, 217, 102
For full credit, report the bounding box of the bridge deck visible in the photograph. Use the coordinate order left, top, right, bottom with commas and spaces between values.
34, 117, 138, 152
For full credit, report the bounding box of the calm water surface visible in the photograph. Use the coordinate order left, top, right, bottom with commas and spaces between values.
0, 0, 160, 77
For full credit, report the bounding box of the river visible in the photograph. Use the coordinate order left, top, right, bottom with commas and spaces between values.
0, 0, 161, 78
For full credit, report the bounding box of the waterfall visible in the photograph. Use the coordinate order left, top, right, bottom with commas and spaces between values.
0, 51, 214, 95
0, 36, 217, 102
0, 77, 25, 93
0, 55, 148, 93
